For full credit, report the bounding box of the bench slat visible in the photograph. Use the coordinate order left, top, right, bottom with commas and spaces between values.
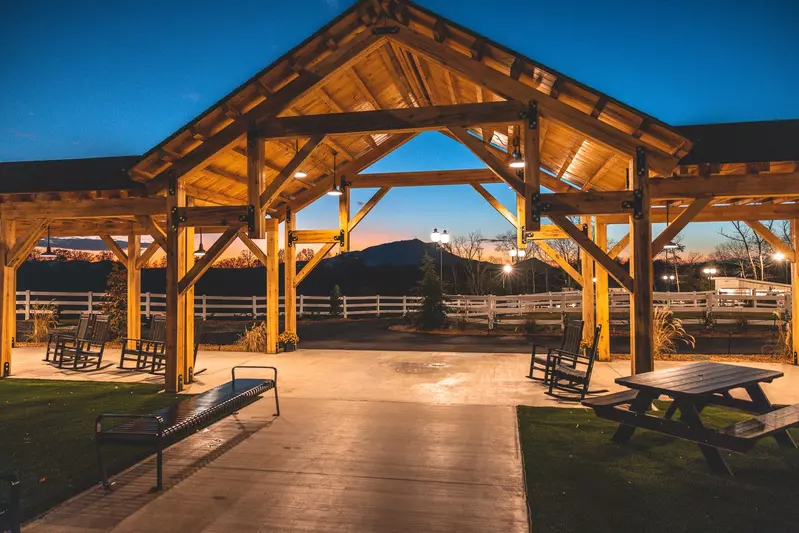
720, 404, 799, 440
582, 389, 638, 408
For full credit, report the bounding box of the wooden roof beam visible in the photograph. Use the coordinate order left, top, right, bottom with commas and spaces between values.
261, 135, 325, 209
472, 184, 517, 227
746, 220, 795, 262
448, 126, 525, 195
349, 169, 501, 188
651, 198, 713, 255
0, 198, 166, 220
255, 100, 526, 139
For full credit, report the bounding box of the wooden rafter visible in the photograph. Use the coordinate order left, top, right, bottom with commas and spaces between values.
350, 169, 499, 188
746, 220, 795, 262
448, 127, 524, 194
379, 44, 417, 108
582, 154, 617, 191
549, 214, 633, 292
471, 184, 517, 227
99, 235, 128, 264
651, 198, 713, 256
260, 135, 325, 208
536, 241, 583, 286
143, 30, 385, 195
178, 227, 240, 295
290, 229, 341, 244
389, 27, 680, 175
347, 66, 382, 110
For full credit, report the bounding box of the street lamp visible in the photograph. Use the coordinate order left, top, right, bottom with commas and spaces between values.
773, 252, 789, 284
702, 267, 717, 276
431, 228, 449, 280
662, 273, 676, 290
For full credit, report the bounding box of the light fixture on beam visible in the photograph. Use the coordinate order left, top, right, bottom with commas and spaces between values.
663, 241, 680, 250
40, 225, 57, 259
293, 139, 308, 178
508, 135, 524, 169
327, 149, 343, 196
194, 229, 206, 258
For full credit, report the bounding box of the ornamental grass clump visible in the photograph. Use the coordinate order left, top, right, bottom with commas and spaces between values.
653, 305, 695, 357
235, 322, 268, 352
27, 301, 57, 343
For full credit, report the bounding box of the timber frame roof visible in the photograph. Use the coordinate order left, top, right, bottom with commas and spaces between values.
2, 0, 799, 232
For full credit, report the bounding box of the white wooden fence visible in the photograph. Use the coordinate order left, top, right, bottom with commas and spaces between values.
15, 289, 790, 325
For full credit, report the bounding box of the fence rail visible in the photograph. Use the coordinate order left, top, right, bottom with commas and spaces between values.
16, 289, 791, 326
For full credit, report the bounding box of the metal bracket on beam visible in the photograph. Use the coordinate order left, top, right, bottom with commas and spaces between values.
171, 206, 185, 231
287, 230, 299, 248
520, 226, 527, 245
333, 229, 346, 247
167, 169, 176, 196
531, 193, 551, 224
519, 100, 538, 130
239, 205, 255, 233
621, 189, 644, 220
636, 146, 648, 179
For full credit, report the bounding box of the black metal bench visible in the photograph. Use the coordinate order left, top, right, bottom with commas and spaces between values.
95, 366, 279, 491
0, 474, 20, 533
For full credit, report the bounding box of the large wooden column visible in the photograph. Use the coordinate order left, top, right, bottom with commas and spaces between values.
126, 233, 141, 349
284, 209, 297, 334
339, 185, 350, 252
182, 219, 196, 382
516, 195, 526, 250
0, 218, 14, 377
165, 181, 189, 392
523, 103, 540, 233
580, 216, 596, 342
595, 222, 611, 361
791, 219, 799, 357
265, 218, 280, 353
629, 149, 654, 374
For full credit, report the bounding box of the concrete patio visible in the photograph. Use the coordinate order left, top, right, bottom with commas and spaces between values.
12, 347, 799, 532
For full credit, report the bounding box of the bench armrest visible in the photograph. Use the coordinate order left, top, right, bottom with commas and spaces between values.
550, 348, 587, 368
0, 474, 20, 529
232, 365, 278, 385
96, 414, 164, 437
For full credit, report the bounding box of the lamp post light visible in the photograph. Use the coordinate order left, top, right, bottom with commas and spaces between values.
773, 252, 789, 284
431, 228, 450, 280
662, 273, 676, 291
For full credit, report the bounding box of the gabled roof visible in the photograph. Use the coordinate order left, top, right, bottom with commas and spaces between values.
677, 119, 799, 165
126, 0, 693, 213
0, 155, 142, 194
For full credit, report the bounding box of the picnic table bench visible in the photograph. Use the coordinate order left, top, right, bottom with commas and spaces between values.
95, 366, 279, 490
583, 362, 799, 475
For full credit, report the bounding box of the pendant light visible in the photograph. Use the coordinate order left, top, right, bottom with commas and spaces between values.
293, 139, 307, 178
194, 229, 206, 257
508, 135, 524, 169
663, 204, 679, 250
40, 225, 57, 259
327, 150, 343, 196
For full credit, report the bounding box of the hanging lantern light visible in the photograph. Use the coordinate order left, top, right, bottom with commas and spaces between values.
327, 150, 343, 196
509, 135, 524, 169
40, 225, 57, 259
194, 229, 206, 258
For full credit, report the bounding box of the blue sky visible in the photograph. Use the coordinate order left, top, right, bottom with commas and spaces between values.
2, 0, 798, 254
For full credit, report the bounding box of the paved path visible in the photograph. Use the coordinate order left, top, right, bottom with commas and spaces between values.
15, 347, 799, 532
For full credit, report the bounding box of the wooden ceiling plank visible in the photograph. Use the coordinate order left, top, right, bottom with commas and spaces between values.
582, 154, 617, 191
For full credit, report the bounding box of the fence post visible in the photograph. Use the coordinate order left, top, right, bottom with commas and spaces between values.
707, 292, 714, 315
299, 294, 304, 317
252, 295, 257, 318
201, 294, 207, 321
87, 291, 93, 313
144, 292, 151, 318
24, 290, 30, 320
376, 295, 380, 317
402, 295, 407, 315
488, 295, 495, 329
342, 295, 348, 318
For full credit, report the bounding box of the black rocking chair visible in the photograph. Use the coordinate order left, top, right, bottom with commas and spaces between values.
528, 318, 584, 382
548, 324, 602, 401
45, 312, 94, 362
119, 314, 166, 370
57, 315, 110, 370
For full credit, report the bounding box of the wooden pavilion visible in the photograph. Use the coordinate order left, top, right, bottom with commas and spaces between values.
2, 0, 799, 392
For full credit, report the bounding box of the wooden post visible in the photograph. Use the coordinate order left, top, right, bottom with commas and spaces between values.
247, 130, 265, 239
165, 179, 188, 393
523, 102, 540, 232
791, 219, 799, 357
0, 218, 14, 377
265, 218, 279, 353
629, 150, 654, 374
339, 183, 350, 252
580, 216, 596, 342
284, 209, 297, 334
182, 213, 195, 382
595, 222, 611, 361
515, 194, 526, 250
126, 233, 141, 350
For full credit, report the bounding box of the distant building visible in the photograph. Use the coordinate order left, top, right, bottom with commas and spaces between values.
712, 277, 790, 295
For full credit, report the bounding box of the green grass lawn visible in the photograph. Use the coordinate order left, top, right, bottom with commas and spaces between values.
0, 379, 182, 521
518, 404, 799, 532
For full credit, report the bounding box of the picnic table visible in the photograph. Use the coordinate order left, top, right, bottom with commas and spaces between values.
584, 362, 799, 475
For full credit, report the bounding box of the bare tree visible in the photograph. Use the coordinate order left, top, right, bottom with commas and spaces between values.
448, 231, 491, 295
718, 221, 773, 280
296, 247, 315, 262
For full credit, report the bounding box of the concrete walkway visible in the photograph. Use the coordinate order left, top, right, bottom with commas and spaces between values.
13, 346, 799, 532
